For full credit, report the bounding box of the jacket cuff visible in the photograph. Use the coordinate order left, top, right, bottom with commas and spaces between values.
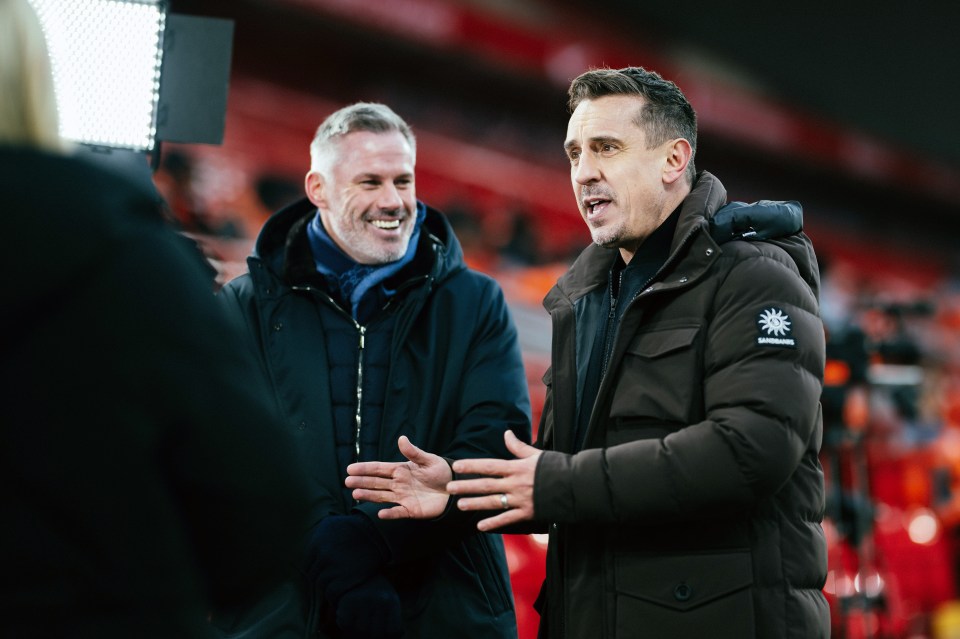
439, 457, 457, 518
533, 450, 575, 521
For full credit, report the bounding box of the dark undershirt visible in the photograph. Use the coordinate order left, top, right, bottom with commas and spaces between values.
574, 206, 681, 451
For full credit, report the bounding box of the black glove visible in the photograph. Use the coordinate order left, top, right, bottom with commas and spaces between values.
336, 573, 404, 639
305, 513, 390, 605
710, 199, 803, 243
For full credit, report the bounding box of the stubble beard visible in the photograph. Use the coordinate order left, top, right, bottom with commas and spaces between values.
330, 213, 413, 265
362, 236, 410, 264
590, 220, 625, 249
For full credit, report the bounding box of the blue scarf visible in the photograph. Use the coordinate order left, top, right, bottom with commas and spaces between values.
306, 202, 426, 323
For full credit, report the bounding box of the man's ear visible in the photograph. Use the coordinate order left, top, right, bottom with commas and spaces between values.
662, 138, 693, 185
305, 171, 326, 209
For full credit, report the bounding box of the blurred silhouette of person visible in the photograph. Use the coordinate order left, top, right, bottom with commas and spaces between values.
0, 1, 311, 636
255, 173, 302, 212
154, 150, 243, 238
497, 209, 542, 267
444, 200, 500, 272
215, 102, 531, 638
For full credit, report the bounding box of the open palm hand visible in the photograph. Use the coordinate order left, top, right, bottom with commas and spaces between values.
346, 436, 452, 520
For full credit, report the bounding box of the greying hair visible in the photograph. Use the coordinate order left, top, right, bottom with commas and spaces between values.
309, 102, 416, 175
0, 0, 64, 152
568, 66, 697, 181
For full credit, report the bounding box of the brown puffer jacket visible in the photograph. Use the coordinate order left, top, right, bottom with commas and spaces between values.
533, 172, 828, 638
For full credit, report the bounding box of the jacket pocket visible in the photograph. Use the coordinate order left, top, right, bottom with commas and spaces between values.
614, 550, 754, 638
609, 324, 702, 425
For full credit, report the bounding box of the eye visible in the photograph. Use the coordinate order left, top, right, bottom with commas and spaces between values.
566, 149, 580, 163
361, 179, 380, 187
601, 143, 616, 153
395, 178, 412, 188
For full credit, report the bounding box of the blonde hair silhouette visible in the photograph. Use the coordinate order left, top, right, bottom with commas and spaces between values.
0, 0, 64, 151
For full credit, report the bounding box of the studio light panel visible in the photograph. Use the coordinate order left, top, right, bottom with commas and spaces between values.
28, 0, 166, 151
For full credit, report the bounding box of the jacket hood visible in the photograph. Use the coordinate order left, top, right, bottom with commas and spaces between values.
251, 197, 467, 287
763, 232, 821, 300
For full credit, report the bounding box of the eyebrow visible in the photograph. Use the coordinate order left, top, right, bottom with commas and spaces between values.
564, 135, 621, 152
354, 171, 414, 181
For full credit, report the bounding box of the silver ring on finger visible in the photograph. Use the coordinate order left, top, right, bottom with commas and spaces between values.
500, 493, 509, 510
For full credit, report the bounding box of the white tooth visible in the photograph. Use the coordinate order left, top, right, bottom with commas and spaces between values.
372, 220, 400, 229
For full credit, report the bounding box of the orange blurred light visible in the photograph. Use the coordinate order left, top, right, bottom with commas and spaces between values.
824, 359, 851, 386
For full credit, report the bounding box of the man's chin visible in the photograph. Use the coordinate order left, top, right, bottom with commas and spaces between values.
368, 241, 411, 265
591, 232, 621, 249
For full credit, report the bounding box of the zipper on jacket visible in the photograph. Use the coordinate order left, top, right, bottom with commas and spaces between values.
600, 269, 623, 378
354, 325, 366, 466
291, 284, 370, 473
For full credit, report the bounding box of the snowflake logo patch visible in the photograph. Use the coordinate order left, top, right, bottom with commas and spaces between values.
756, 307, 796, 348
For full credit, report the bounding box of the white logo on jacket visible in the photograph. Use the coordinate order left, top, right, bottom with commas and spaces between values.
756, 307, 796, 347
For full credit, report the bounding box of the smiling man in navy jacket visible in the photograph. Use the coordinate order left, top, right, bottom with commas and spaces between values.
215, 102, 532, 639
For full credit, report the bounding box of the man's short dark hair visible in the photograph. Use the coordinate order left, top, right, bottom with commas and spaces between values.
568, 67, 697, 181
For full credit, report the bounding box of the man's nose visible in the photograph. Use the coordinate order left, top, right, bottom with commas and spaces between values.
573, 153, 600, 185
378, 183, 404, 211
377, 184, 403, 211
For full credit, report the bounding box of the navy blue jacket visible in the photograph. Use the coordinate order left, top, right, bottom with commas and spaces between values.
216, 198, 532, 638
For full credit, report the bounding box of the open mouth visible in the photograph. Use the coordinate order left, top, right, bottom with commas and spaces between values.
370, 219, 401, 230
583, 197, 611, 218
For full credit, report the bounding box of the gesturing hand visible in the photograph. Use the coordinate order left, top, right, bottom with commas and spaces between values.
346, 436, 452, 520
447, 430, 541, 531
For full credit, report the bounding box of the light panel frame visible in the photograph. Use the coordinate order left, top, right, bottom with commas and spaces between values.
28, 0, 167, 152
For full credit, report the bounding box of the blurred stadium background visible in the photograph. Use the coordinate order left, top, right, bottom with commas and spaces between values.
149, 1, 960, 637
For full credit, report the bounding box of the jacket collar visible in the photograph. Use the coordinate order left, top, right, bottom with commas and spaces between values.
249, 197, 466, 292
545, 171, 727, 311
